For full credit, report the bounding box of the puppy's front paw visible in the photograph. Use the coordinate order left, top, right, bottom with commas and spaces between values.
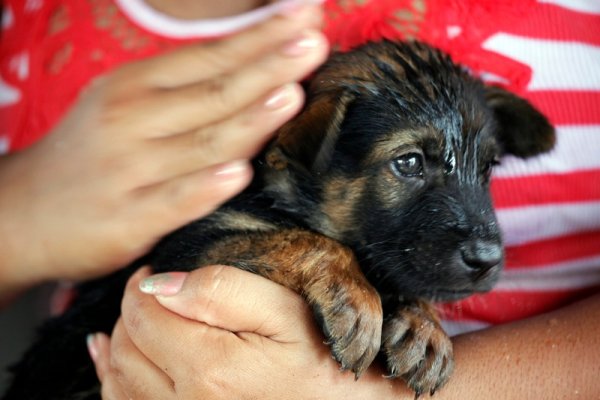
310, 278, 383, 379
382, 302, 453, 397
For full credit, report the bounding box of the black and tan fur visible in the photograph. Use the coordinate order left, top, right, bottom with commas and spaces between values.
3, 40, 555, 399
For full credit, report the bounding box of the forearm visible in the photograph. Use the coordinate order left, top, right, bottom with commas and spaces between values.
435, 293, 600, 399
347, 294, 600, 399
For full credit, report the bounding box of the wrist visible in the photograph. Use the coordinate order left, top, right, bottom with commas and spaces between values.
0, 154, 53, 294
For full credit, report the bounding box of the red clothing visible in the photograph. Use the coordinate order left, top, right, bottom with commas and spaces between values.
1, 0, 599, 333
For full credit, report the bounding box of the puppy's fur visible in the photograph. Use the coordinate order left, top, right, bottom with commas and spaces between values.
3, 41, 555, 399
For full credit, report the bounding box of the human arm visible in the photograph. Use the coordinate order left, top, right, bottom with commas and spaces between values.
0, 4, 328, 300
91, 266, 600, 399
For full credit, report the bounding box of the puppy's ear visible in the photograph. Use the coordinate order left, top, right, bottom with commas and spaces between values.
270, 91, 353, 174
485, 86, 556, 158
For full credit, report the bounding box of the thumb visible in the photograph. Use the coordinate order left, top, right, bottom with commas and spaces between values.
139, 265, 314, 342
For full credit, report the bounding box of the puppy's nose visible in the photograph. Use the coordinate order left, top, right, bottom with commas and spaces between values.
461, 240, 503, 271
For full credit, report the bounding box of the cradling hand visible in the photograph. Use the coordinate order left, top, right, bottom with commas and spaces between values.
89, 266, 410, 399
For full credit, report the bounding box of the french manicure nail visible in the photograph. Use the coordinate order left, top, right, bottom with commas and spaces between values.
86, 334, 99, 362
282, 31, 323, 56
139, 272, 187, 296
214, 160, 250, 177
264, 83, 297, 109
277, 0, 324, 17
276, 0, 305, 17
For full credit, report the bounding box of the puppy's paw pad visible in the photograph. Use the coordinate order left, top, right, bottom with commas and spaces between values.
383, 306, 454, 395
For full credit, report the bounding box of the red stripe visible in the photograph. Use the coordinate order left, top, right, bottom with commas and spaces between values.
501, 3, 600, 45
524, 91, 600, 126
504, 230, 600, 269
491, 170, 600, 209
440, 286, 600, 324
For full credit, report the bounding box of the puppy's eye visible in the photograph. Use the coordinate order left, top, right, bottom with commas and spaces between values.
391, 153, 424, 178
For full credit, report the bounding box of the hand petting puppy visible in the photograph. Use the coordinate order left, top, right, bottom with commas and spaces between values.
0, 4, 328, 294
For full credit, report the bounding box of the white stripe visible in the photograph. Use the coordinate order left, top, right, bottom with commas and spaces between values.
441, 319, 490, 336
114, 0, 322, 39
493, 125, 600, 178
496, 255, 600, 291
498, 201, 600, 247
0, 136, 9, 154
483, 34, 600, 90
0, 76, 21, 106
539, 0, 600, 14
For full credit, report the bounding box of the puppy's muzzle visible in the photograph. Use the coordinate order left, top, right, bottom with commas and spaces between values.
460, 239, 503, 273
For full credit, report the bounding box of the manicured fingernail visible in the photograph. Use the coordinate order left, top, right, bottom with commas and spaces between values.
264, 83, 297, 109
139, 272, 188, 296
214, 160, 250, 177
282, 30, 324, 56
86, 333, 99, 362
277, 0, 323, 17
276, 0, 304, 16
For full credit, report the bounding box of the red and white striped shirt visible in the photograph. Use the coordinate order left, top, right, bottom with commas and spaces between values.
1, 0, 599, 334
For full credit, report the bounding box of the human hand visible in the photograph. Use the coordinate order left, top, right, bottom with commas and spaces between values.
89, 266, 410, 399
0, 4, 328, 290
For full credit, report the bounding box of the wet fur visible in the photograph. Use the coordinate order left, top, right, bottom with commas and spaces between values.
3, 41, 554, 399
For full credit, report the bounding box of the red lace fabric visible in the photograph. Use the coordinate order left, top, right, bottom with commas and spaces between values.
1, 0, 535, 152
323, 0, 534, 92
0, 0, 203, 151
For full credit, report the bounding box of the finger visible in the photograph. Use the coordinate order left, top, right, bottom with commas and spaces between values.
120, 268, 243, 381
87, 332, 137, 400
88, 332, 112, 383
140, 265, 314, 342
121, 3, 324, 89
131, 159, 253, 229
142, 83, 303, 182
138, 30, 328, 137
109, 318, 175, 398
100, 374, 130, 400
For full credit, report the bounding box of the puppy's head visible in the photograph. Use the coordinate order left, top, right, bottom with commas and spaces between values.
265, 41, 555, 301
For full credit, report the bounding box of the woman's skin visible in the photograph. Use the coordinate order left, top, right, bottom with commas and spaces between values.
143, 0, 274, 20
0, 3, 328, 302
92, 266, 600, 399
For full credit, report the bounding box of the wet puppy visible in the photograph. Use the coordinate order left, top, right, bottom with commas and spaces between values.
3, 40, 555, 399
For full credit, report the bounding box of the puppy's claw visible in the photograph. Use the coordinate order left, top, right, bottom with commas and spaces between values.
310, 277, 383, 379
383, 302, 454, 396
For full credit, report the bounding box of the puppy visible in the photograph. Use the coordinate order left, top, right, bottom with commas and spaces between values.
3, 40, 555, 399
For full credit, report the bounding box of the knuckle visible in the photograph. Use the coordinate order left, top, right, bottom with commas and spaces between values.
199, 77, 230, 110
189, 265, 230, 323
190, 369, 230, 400
190, 127, 220, 158
195, 41, 234, 70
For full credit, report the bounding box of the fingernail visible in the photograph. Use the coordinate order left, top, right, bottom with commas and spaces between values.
276, 0, 304, 16
282, 30, 324, 56
139, 272, 188, 296
264, 83, 297, 109
214, 160, 250, 177
86, 333, 99, 362
277, 0, 323, 17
